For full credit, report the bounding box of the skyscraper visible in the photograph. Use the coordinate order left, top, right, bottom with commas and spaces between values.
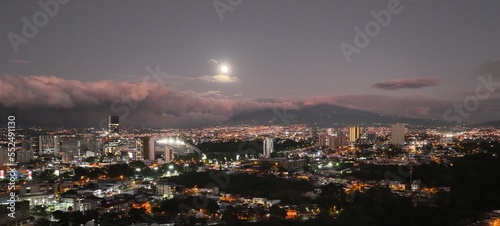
164, 146, 173, 163
39, 135, 60, 155
138, 136, 155, 161
327, 135, 336, 148
336, 132, 348, 148
349, 126, 361, 143
54, 136, 60, 156
263, 137, 274, 158
106, 115, 120, 153
108, 115, 119, 134
391, 123, 406, 145
318, 135, 327, 147
16, 150, 34, 163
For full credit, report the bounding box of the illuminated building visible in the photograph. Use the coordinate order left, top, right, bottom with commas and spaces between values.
38, 135, 60, 155
263, 137, 274, 158
108, 115, 119, 134
16, 149, 34, 164
137, 136, 155, 161
349, 126, 361, 143
318, 135, 327, 146
327, 135, 336, 147
164, 146, 173, 163
106, 115, 120, 153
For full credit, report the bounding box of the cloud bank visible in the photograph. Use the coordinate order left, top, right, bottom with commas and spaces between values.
372, 78, 440, 90
0, 74, 290, 126
1, 74, 497, 126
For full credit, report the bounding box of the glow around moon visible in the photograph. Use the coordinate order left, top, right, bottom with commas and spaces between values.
220, 65, 229, 74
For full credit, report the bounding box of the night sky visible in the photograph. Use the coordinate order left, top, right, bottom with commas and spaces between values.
1, 0, 500, 126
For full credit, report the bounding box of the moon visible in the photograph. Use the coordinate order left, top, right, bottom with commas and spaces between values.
220, 65, 229, 74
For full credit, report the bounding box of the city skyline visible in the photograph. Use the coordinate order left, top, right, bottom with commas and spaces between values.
1, 1, 500, 127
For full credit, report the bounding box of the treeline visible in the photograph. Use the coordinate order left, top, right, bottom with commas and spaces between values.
168, 172, 314, 204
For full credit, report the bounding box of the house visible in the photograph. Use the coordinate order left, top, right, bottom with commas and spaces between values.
411, 180, 421, 192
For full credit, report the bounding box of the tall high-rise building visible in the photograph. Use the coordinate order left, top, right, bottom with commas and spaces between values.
391, 123, 406, 145
39, 135, 60, 155
54, 136, 60, 156
60, 138, 79, 159
327, 135, 336, 147
263, 137, 274, 158
301, 127, 314, 139
138, 136, 155, 161
16, 150, 34, 163
349, 126, 361, 143
318, 135, 327, 147
336, 132, 349, 148
79, 134, 102, 155
108, 115, 119, 134
106, 115, 120, 153
164, 146, 173, 163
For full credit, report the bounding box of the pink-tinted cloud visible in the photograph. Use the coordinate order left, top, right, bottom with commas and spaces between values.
198, 74, 239, 83
1, 74, 497, 126
372, 78, 440, 90
0, 74, 295, 126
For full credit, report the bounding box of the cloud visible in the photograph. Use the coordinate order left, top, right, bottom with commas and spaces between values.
10, 60, 31, 64
198, 74, 240, 83
372, 78, 440, 90
1, 74, 497, 126
195, 90, 224, 97
0, 74, 289, 126
207, 59, 218, 64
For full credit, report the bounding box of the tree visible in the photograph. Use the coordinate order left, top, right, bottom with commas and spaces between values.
88, 168, 105, 179
69, 211, 86, 225
158, 198, 184, 214
52, 210, 69, 221
99, 212, 119, 224
205, 199, 219, 214
129, 161, 146, 169
74, 167, 88, 179
83, 210, 100, 222
269, 205, 287, 222
222, 206, 241, 225
107, 163, 134, 178
33, 218, 51, 226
